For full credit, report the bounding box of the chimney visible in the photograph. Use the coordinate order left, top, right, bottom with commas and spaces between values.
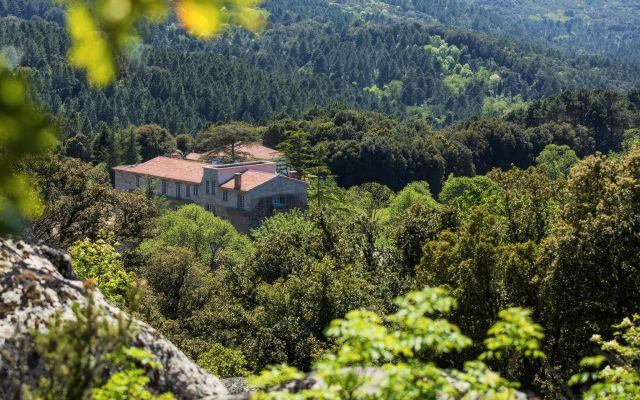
234, 172, 242, 190
288, 171, 300, 180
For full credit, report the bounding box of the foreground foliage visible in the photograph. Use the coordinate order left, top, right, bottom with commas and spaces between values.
251, 287, 544, 400
56, 0, 265, 86
0, 62, 57, 234
571, 315, 640, 399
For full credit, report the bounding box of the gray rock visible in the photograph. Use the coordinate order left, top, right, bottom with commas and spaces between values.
0, 239, 229, 400
221, 377, 250, 395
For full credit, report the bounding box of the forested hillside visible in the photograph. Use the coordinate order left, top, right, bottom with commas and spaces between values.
333, 0, 640, 64
468, 0, 640, 63
1, 0, 638, 134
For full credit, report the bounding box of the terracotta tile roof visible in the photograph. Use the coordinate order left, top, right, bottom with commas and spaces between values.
185, 152, 203, 160
113, 156, 205, 184
242, 144, 283, 160
219, 170, 279, 192
205, 143, 283, 161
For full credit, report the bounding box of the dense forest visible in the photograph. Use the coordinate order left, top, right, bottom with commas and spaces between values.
3, 0, 640, 398
329, 0, 640, 64
7, 87, 639, 398
467, 0, 640, 63
1, 0, 639, 134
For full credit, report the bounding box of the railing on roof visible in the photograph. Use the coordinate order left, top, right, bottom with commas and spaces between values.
207, 160, 275, 168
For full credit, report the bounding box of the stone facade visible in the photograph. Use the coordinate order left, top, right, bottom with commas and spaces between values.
114, 160, 307, 233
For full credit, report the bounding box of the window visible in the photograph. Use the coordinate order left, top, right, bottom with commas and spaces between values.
237, 194, 245, 210
206, 180, 210, 194
206, 204, 215, 215
194, 186, 199, 196
186, 185, 191, 198
176, 183, 181, 199
273, 195, 286, 206
136, 176, 140, 187
162, 180, 167, 195
222, 191, 228, 202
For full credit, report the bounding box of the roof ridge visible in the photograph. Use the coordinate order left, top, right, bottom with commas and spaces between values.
157, 155, 205, 163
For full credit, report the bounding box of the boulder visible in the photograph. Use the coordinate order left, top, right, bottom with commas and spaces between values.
0, 239, 230, 399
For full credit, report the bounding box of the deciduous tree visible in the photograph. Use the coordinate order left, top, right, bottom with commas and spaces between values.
540, 149, 640, 389
69, 236, 134, 308
136, 124, 176, 161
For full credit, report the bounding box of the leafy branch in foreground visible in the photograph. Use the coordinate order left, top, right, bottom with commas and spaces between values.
57, 0, 266, 86
0, 62, 58, 234
569, 314, 640, 399
250, 287, 545, 400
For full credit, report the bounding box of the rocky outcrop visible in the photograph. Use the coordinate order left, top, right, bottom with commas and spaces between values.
0, 239, 230, 399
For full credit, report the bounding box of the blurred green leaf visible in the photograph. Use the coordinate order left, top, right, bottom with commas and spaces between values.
0, 62, 58, 234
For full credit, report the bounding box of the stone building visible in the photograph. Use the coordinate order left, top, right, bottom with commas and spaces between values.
113, 156, 307, 232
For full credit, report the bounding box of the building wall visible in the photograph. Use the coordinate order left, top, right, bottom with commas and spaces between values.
201, 168, 219, 205
246, 176, 307, 209
115, 170, 141, 192
238, 176, 308, 232
246, 194, 307, 229
115, 170, 206, 202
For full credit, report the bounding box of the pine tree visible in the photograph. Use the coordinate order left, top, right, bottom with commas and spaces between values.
92, 122, 118, 171
117, 127, 141, 165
